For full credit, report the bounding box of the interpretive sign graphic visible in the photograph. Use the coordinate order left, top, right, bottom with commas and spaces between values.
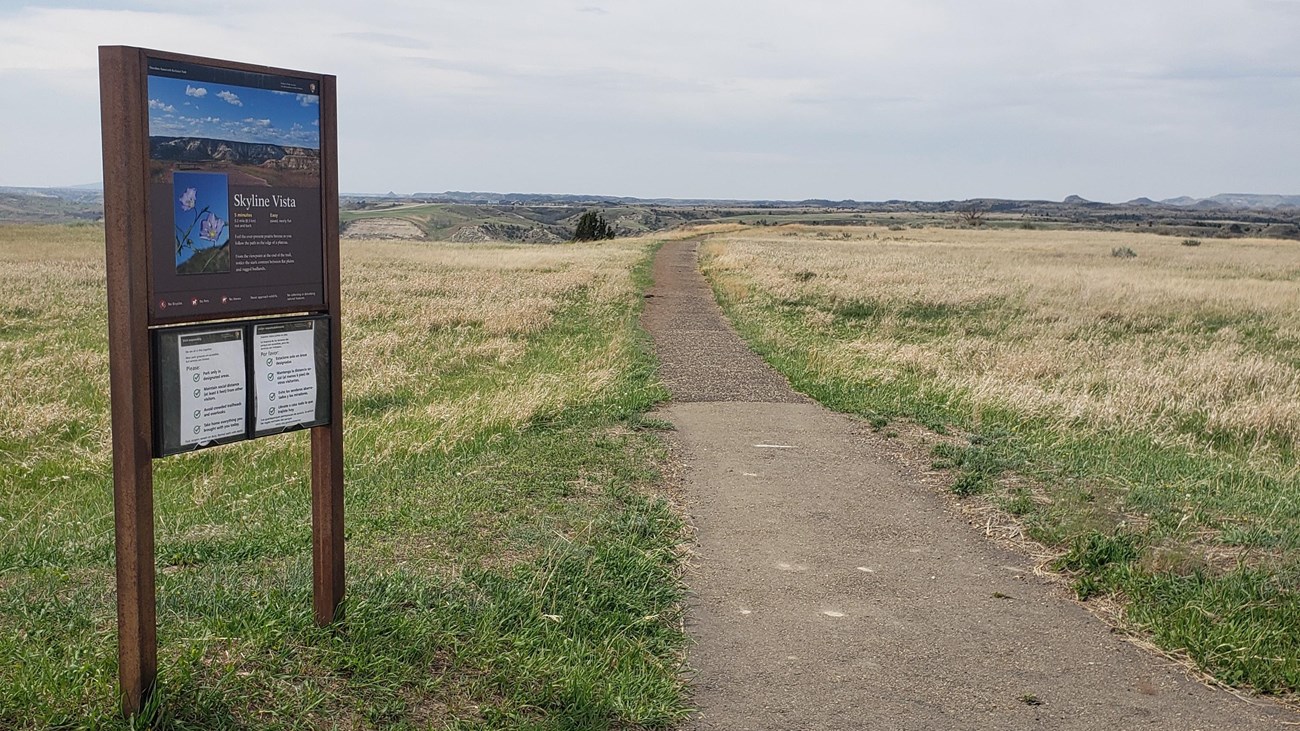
147, 58, 324, 323
254, 318, 329, 435
178, 329, 246, 444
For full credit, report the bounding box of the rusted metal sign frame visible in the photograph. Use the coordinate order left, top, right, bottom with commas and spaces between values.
98, 45, 344, 716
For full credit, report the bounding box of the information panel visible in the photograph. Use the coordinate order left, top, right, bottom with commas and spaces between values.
253, 318, 330, 436
153, 324, 250, 456
151, 315, 331, 456
178, 328, 246, 444
146, 58, 325, 323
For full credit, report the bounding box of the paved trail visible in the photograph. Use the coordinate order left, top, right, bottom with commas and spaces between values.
643, 237, 1292, 730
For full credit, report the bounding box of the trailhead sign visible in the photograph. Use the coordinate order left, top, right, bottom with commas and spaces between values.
100, 46, 344, 717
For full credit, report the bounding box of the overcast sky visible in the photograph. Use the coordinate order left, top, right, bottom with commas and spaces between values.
2, 0, 1298, 201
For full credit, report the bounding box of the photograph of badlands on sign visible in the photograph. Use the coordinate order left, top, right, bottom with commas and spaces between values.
2, 1, 1300, 729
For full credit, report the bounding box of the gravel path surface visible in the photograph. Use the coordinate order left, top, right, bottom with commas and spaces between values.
643, 236, 1293, 730
642, 239, 804, 403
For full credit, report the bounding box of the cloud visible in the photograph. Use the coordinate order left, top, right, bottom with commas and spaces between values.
296, 93, 319, 107
216, 90, 242, 106
335, 31, 427, 49
242, 117, 272, 127
148, 99, 175, 113
2, 1, 1300, 197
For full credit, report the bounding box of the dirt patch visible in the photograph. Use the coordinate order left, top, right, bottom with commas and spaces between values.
449, 225, 493, 243
522, 227, 564, 244
343, 218, 426, 240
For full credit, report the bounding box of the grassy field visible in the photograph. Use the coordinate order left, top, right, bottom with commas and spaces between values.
701, 225, 1300, 696
0, 224, 687, 728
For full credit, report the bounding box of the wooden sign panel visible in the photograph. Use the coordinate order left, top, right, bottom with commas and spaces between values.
99, 46, 344, 717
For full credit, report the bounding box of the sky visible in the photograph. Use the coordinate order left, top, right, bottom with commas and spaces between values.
148, 75, 321, 148
1, 0, 1298, 201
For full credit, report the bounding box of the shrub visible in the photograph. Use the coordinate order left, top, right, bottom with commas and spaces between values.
1112, 246, 1137, 259
1181, 238, 1202, 247
572, 211, 615, 241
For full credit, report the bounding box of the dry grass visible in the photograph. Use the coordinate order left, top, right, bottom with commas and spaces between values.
0, 224, 689, 728
340, 238, 649, 455
701, 224, 1300, 695
703, 226, 1300, 467
0, 227, 649, 461
0, 224, 110, 462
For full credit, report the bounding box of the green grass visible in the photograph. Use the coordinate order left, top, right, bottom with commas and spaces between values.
340, 203, 559, 239
701, 232, 1300, 697
0, 226, 687, 728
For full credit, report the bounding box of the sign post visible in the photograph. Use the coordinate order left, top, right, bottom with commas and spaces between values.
98, 46, 343, 716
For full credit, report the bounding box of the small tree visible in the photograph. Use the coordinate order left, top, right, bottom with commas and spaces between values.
961, 205, 986, 227
572, 210, 615, 241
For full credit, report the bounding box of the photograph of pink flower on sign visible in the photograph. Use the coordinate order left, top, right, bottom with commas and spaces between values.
172, 171, 230, 275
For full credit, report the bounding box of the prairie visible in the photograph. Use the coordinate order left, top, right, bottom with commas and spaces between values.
701, 225, 1300, 695
0, 223, 687, 728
